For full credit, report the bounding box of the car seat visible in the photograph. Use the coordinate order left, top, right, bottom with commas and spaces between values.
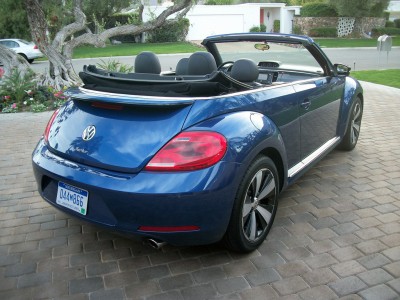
230, 59, 260, 85
134, 51, 161, 74
187, 52, 217, 75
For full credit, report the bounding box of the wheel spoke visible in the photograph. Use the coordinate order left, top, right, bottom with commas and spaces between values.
354, 104, 361, 120
254, 171, 263, 195
257, 176, 275, 200
249, 211, 257, 240
256, 205, 272, 225
242, 202, 252, 218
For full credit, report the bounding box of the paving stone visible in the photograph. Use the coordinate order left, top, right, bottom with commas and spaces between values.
299, 285, 338, 300
308, 239, 338, 254
37, 256, 69, 272
305, 253, 338, 269
382, 246, 400, 260
387, 278, 400, 294
332, 234, 362, 247
357, 253, 391, 269
358, 284, 398, 300
159, 274, 193, 291
86, 261, 118, 277
181, 283, 217, 300
69, 277, 104, 295
192, 266, 226, 283
331, 246, 363, 262
89, 288, 125, 300
214, 277, 250, 294
101, 248, 132, 261
32, 281, 69, 299
355, 227, 385, 240
276, 261, 310, 278
70, 252, 101, 267
332, 261, 366, 277
200, 252, 232, 267
332, 223, 360, 235
308, 228, 338, 241
280, 247, 312, 261
239, 284, 279, 300
223, 259, 257, 277
356, 240, 387, 255
383, 262, 400, 277
251, 253, 285, 269
357, 268, 394, 286
17, 271, 52, 288
303, 268, 339, 287
125, 280, 160, 299
245, 267, 281, 286
4, 262, 37, 277
168, 258, 202, 275
329, 276, 367, 297
380, 233, 400, 247
147, 291, 183, 300
272, 276, 309, 295
310, 217, 338, 229
137, 265, 170, 281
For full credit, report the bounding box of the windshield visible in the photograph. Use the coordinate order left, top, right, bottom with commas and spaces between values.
214, 41, 324, 73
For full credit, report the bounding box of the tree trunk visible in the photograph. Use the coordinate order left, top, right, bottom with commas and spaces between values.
0, 45, 32, 79
24, 0, 193, 90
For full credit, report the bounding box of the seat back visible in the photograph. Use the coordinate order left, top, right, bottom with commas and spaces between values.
135, 51, 161, 74
175, 58, 189, 76
230, 59, 259, 84
187, 52, 217, 75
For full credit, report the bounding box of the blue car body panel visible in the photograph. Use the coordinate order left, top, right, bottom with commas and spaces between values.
32, 33, 363, 246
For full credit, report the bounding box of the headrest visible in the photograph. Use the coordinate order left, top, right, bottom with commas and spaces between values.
135, 51, 161, 74
230, 59, 259, 83
187, 52, 217, 75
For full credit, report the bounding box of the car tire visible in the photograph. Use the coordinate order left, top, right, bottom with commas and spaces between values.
27, 59, 34, 64
337, 96, 363, 151
223, 156, 279, 253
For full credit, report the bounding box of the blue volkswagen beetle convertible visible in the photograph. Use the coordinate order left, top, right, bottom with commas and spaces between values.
32, 33, 363, 252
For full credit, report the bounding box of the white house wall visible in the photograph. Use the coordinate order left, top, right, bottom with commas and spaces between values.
142, 4, 300, 41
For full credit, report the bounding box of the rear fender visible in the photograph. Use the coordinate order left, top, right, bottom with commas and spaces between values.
186, 111, 288, 190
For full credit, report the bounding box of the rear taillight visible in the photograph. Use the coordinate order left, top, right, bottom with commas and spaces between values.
145, 131, 227, 171
44, 109, 59, 143
33, 45, 38, 49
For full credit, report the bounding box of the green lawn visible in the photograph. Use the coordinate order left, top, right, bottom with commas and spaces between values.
351, 69, 400, 89
72, 42, 203, 59
314, 37, 400, 48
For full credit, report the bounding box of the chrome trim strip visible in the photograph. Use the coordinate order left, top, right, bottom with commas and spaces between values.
288, 137, 340, 178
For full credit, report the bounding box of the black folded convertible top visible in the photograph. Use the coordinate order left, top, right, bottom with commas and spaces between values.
79, 65, 252, 97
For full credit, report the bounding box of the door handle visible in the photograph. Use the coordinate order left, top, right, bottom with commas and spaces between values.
301, 99, 311, 110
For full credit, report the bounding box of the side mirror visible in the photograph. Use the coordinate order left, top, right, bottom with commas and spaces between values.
334, 63, 351, 76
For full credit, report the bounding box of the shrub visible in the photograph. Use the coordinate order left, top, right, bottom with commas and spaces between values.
147, 18, 190, 43
249, 26, 260, 32
0, 70, 68, 113
394, 19, 400, 28
293, 25, 303, 35
309, 27, 337, 37
97, 59, 134, 73
383, 11, 390, 20
371, 27, 400, 37
273, 20, 280, 32
260, 24, 266, 32
301, 3, 338, 17
386, 21, 395, 28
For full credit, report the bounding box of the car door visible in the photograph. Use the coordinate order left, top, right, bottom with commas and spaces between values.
294, 76, 345, 160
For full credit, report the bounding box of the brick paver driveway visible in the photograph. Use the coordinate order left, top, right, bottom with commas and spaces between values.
1, 82, 399, 300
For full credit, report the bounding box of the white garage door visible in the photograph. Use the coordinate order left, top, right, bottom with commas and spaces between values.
187, 14, 245, 40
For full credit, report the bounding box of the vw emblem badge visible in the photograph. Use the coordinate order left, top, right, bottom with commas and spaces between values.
82, 125, 96, 141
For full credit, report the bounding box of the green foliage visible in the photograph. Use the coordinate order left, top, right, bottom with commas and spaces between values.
147, 18, 190, 43
351, 69, 400, 89
328, 0, 390, 18
96, 58, 134, 73
394, 19, 400, 28
383, 11, 390, 20
260, 24, 266, 32
249, 26, 261, 32
293, 25, 303, 35
301, 3, 338, 17
386, 21, 395, 27
371, 27, 400, 37
309, 27, 337, 37
205, 0, 234, 4
273, 20, 280, 33
0, 0, 31, 40
0, 70, 68, 113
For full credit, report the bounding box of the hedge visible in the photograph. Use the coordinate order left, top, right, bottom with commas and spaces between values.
301, 3, 338, 17
371, 27, 400, 37
309, 27, 337, 37
147, 18, 190, 43
394, 19, 400, 28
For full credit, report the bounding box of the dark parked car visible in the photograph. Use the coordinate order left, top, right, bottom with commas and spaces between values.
32, 33, 363, 252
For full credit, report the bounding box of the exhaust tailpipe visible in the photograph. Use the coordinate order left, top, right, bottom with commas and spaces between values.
146, 238, 167, 250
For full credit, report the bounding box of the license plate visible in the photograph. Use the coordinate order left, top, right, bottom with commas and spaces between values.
56, 182, 88, 215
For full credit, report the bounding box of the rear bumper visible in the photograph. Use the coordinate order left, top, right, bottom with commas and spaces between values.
32, 139, 241, 246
